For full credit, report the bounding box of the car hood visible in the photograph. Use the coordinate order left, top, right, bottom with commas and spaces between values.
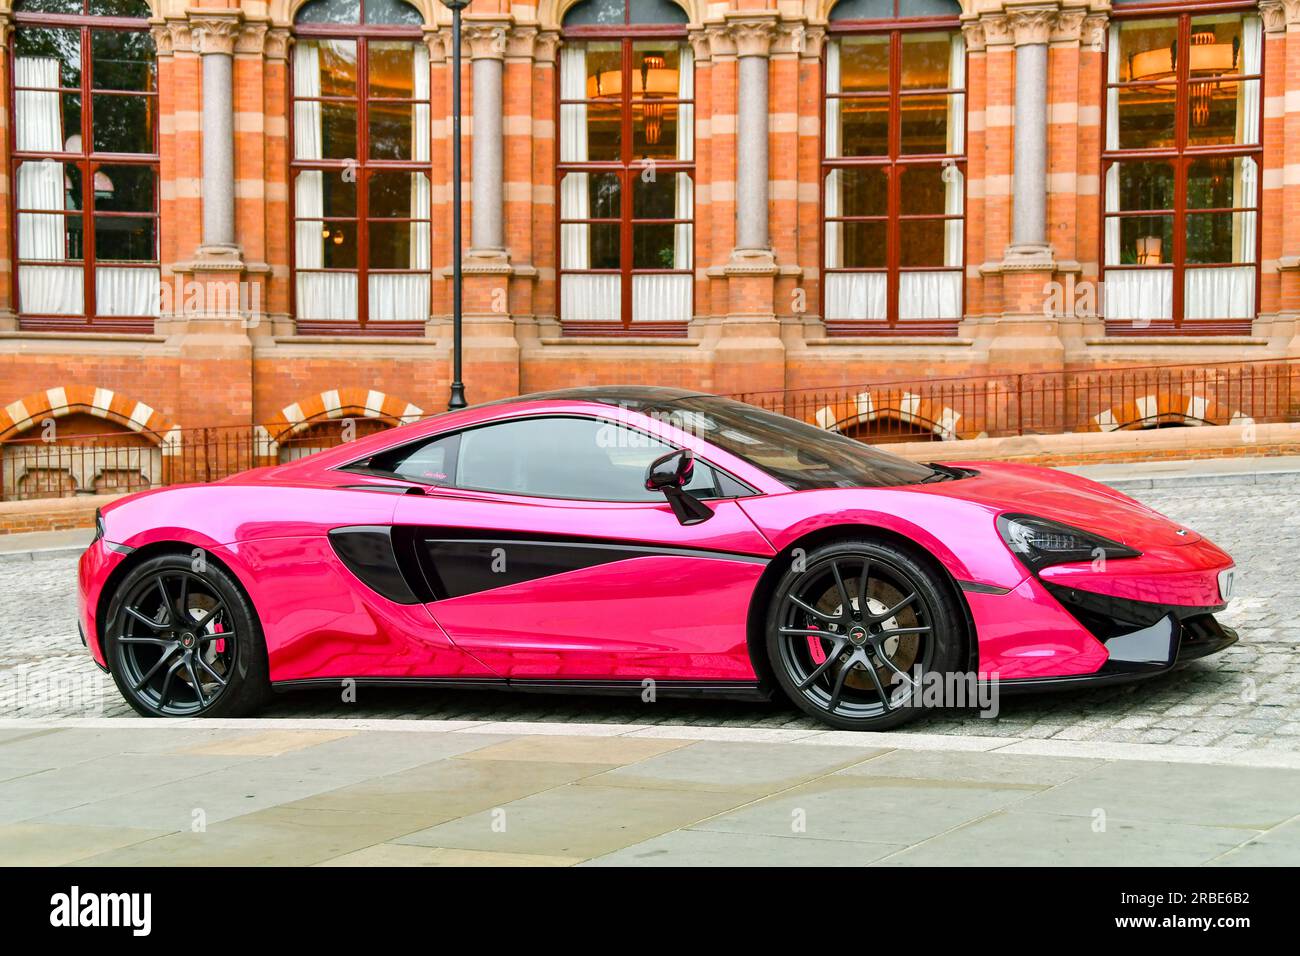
916, 460, 1200, 549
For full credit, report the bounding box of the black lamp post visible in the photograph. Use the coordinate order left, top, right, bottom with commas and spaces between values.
442, 0, 469, 410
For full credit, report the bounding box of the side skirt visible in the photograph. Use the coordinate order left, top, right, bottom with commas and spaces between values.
271, 677, 772, 703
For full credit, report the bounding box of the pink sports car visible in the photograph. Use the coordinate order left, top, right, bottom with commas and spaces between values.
77, 387, 1238, 730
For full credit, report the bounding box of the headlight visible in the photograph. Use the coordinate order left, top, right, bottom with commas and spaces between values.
996, 514, 1140, 571
94, 508, 105, 541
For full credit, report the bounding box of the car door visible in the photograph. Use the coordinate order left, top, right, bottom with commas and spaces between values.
390, 414, 776, 683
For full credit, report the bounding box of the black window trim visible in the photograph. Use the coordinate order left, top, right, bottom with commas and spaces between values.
336, 412, 761, 503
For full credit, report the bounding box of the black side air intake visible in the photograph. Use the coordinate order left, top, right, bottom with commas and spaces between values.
328, 526, 424, 605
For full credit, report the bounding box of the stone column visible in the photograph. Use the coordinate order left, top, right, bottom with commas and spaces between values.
1002, 4, 1057, 268
465, 20, 508, 259
728, 14, 778, 261
190, 10, 243, 263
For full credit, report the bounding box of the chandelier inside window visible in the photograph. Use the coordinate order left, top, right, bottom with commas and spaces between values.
1128, 31, 1240, 128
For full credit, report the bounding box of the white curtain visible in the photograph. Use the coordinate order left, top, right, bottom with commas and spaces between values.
1239, 16, 1261, 146
900, 273, 962, 320
635, 47, 693, 325
1184, 267, 1255, 320
1105, 270, 1172, 323
96, 268, 159, 316
1106, 24, 1120, 151
559, 45, 613, 321
16, 57, 81, 315
825, 273, 886, 321
295, 42, 357, 321
824, 41, 842, 271
370, 43, 430, 323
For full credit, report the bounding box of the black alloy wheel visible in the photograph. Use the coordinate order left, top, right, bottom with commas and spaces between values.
766, 539, 962, 730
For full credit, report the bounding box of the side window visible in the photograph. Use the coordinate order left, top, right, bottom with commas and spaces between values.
456, 417, 672, 501
362, 433, 458, 486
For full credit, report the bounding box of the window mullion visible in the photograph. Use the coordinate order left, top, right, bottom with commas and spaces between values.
83, 24, 96, 322
358, 37, 370, 328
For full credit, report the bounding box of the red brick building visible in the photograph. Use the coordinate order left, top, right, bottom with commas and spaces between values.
0, 0, 1295, 498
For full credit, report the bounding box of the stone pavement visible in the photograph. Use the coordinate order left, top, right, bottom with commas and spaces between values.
1, 460, 1298, 752
0, 720, 1295, 866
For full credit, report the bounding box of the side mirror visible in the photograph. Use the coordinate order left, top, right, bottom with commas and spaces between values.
645, 449, 714, 525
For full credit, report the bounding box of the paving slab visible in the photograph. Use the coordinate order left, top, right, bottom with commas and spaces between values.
317, 843, 583, 867
586, 829, 902, 867
582, 741, 886, 796
882, 811, 1257, 867
395, 783, 748, 859
0, 821, 172, 866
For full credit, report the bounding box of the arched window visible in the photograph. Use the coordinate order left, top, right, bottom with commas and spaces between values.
559, 0, 694, 335
1102, 5, 1262, 334
822, 0, 965, 335
291, 0, 430, 333
10, 0, 159, 331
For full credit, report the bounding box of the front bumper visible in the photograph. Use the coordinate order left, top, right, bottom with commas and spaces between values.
993, 584, 1238, 693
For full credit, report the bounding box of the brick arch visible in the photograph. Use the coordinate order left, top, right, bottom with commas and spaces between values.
818, 0, 972, 21
260, 388, 424, 446
0, 386, 180, 450
1087, 392, 1253, 433
812, 390, 974, 442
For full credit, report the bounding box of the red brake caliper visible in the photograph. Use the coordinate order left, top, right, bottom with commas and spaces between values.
213, 621, 225, 654
806, 624, 827, 665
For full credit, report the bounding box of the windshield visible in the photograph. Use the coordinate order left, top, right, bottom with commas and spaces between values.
641, 395, 938, 490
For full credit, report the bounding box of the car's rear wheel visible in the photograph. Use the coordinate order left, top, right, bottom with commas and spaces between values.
104, 554, 270, 718
765, 539, 962, 731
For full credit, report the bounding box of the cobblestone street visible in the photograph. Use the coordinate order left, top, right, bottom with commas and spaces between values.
3, 480, 1297, 750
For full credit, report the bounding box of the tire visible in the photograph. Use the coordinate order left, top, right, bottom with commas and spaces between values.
764, 538, 963, 731
103, 553, 270, 718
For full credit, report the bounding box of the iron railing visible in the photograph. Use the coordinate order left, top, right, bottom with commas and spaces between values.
3, 357, 1299, 500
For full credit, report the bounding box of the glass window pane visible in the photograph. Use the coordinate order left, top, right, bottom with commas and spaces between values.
309, 222, 358, 268
92, 30, 156, 93
14, 28, 81, 89
826, 166, 888, 218
21, 0, 84, 13
900, 92, 956, 154
1188, 79, 1257, 146
1114, 18, 1178, 83
92, 94, 155, 154
317, 102, 359, 159
1188, 156, 1256, 210
94, 215, 155, 261
1113, 214, 1174, 265
632, 44, 683, 97
1186, 211, 1255, 263
839, 36, 890, 93
633, 170, 688, 219
368, 171, 427, 218
837, 97, 889, 157
1112, 159, 1175, 211
579, 42, 622, 99
562, 171, 621, 220
368, 42, 416, 99
455, 417, 672, 501
369, 101, 414, 160
316, 41, 359, 99
88, 0, 152, 15
364, 0, 423, 26
632, 99, 679, 160
898, 164, 958, 215
838, 221, 888, 268
18, 212, 81, 260
369, 221, 422, 269
582, 100, 621, 160
15, 89, 81, 152
900, 32, 954, 90
93, 165, 154, 212
1189, 14, 1247, 76
1114, 83, 1176, 150
628, 0, 688, 25
297, 171, 356, 218
633, 223, 677, 269
562, 222, 621, 269
562, 0, 627, 28
900, 219, 947, 267
295, 0, 362, 25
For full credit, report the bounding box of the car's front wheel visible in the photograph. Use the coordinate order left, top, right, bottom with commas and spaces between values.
765, 538, 963, 731
104, 554, 270, 717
